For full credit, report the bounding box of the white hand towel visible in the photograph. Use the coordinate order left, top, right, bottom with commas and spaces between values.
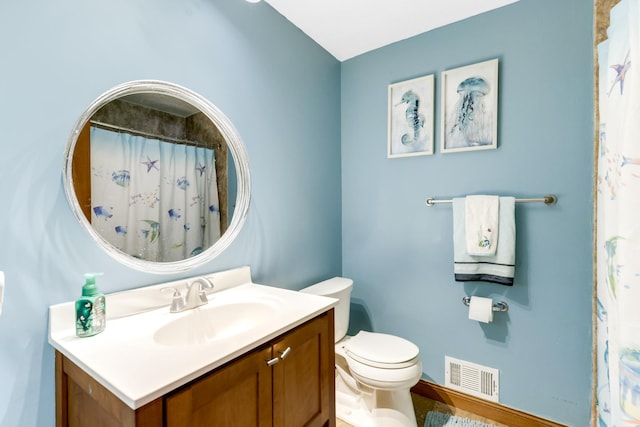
465, 195, 499, 256
453, 197, 516, 286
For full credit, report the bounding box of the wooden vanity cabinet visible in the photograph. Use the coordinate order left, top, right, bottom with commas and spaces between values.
55, 309, 335, 427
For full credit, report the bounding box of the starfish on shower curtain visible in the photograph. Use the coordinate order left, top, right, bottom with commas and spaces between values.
141, 156, 159, 173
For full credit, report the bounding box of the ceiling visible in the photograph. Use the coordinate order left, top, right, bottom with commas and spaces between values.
263, 0, 519, 61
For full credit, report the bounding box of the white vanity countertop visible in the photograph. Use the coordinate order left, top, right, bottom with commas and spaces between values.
48, 266, 337, 409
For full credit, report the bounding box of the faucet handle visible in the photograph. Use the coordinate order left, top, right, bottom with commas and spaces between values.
161, 287, 186, 313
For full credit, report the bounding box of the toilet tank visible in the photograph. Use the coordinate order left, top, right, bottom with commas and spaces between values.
300, 277, 353, 342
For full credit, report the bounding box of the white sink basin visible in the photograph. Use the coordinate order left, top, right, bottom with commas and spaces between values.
154, 299, 280, 346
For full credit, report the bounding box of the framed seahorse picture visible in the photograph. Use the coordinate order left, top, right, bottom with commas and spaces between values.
440, 58, 499, 153
387, 74, 435, 158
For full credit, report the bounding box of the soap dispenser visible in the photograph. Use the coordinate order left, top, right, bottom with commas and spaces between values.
75, 273, 106, 337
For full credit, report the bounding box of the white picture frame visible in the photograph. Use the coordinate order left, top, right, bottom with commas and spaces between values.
440, 58, 499, 153
387, 74, 435, 158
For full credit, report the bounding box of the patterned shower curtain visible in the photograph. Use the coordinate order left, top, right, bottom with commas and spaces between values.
597, 0, 640, 425
89, 126, 221, 262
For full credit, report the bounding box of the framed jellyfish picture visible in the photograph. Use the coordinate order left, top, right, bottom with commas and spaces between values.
440, 58, 499, 153
387, 74, 435, 158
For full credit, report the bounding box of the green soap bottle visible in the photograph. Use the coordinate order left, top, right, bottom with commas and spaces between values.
75, 273, 106, 337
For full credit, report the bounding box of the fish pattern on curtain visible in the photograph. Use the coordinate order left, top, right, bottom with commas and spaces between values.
597, 0, 640, 425
90, 126, 221, 262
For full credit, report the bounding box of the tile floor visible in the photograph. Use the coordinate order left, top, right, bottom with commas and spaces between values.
336, 392, 510, 427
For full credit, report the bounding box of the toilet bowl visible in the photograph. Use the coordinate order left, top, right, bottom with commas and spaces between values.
301, 277, 422, 427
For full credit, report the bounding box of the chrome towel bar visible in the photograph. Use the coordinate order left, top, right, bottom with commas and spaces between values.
425, 194, 557, 207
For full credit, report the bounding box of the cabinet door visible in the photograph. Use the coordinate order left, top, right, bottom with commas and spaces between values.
165, 345, 273, 427
272, 311, 335, 427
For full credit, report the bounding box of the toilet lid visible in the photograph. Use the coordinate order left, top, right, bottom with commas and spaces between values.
345, 331, 419, 368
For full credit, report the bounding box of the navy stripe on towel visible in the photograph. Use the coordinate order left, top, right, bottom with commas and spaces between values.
454, 273, 514, 286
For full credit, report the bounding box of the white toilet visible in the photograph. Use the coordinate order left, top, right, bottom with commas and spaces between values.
301, 277, 422, 427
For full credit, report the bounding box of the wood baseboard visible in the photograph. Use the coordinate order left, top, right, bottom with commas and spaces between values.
411, 380, 567, 427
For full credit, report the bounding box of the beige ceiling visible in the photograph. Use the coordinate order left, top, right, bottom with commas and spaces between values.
264, 0, 520, 61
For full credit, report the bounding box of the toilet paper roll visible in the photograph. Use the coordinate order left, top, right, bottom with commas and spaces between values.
468, 296, 493, 323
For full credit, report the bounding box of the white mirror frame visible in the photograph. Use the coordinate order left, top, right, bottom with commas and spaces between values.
63, 80, 251, 273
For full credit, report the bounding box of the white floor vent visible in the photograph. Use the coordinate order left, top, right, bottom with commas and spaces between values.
445, 356, 499, 402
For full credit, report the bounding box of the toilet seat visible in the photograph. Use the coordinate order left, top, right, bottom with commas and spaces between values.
346, 354, 423, 387
344, 331, 420, 369
341, 331, 422, 390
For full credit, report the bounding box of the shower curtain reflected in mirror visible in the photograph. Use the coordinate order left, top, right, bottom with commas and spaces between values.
597, 0, 640, 425
90, 126, 221, 262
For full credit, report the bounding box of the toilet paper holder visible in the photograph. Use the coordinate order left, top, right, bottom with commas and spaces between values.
462, 296, 508, 312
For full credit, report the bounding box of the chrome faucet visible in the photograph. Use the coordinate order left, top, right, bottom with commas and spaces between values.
162, 277, 215, 313
185, 277, 214, 309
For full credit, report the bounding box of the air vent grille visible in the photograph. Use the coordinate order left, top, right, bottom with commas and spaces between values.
445, 356, 499, 402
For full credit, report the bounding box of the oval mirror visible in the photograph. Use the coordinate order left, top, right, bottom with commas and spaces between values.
63, 80, 251, 273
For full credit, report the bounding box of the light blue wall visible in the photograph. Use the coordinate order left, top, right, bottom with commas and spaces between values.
0, 1, 341, 426
341, 0, 593, 425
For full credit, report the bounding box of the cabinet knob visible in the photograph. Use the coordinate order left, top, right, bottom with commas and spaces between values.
278, 347, 291, 360
266, 357, 280, 366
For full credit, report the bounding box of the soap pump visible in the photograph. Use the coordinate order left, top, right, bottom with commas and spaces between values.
75, 273, 106, 337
